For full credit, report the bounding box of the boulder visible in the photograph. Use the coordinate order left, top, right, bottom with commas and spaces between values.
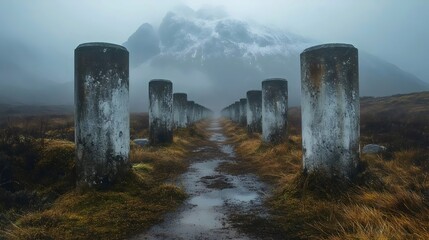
362, 144, 387, 154
133, 139, 149, 147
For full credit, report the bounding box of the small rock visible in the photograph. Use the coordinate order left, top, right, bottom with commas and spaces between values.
362, 144, 387, 154
133, 138, 149, 147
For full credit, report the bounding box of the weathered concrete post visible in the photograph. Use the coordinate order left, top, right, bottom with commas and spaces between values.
173, 93, 188, 128
230, 104, 236, 122
234, 101, 240, 123
149, 79, 173, 145
187, 101, 195, 125
301, 43, 359, 178
239, 98, 247, 126
194, 104, 202, 122
75, 42, 130, 188
224, 105, 230, 120
262, 78, 288, 144
246, 90, 262, 134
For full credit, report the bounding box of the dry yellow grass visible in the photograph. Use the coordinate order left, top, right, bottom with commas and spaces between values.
2, 121, 210, 240
221, 118, 429, 239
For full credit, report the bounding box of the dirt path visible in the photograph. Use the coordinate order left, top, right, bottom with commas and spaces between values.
132, 119, 271, 240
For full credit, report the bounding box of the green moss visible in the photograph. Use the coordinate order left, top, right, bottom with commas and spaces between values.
132, 163, 153, 173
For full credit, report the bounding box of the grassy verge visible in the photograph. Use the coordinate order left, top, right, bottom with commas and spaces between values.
221, 119, 429, 239
1, 120, 209, 240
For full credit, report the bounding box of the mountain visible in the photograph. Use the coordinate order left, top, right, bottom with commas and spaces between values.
124, 6, 429, 111
0, 38, 73, 105
123, 23, 160, 67
1, 6, 427, 112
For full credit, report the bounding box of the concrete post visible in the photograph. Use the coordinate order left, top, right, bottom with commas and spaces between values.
234, 101, 240, 123
229, 104, 235, 122
187, 101, 195, 125
149, 79, 173, 145
246, 90, 262, 134
239, 98, 247, 127
173, 93, 188, 128
227, 105, 232, 120
75, 42, 130, 188
194, 104, 201, 122
262, 78, 288, 144
301, 43, 359, 178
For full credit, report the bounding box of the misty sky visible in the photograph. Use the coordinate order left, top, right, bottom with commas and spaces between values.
1, 0, 428, 84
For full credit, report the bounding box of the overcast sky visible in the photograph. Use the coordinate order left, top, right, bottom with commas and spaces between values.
1, 0, 428, 83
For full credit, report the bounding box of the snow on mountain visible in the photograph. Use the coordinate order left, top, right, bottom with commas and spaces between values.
124, 6, 429, 111
1, 5, 427, 111
156, 7, 310, 62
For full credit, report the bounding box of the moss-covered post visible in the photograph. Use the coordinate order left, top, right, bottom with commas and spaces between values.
300, 43, 359, 178
149, 79, 173, 145
173, 93, 188, 128
246, 90, 262, 134
75, 42, 130, 188
262, 78, 288, 144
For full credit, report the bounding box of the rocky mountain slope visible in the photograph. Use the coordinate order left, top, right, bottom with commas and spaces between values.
124, 6, 428, 110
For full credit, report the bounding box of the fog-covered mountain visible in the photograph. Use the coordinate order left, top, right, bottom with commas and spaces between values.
0, 38, 73, 105
124, 6, 429, 111
1, 6, 428, 112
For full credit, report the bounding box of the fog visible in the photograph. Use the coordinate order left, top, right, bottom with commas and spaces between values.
0, 0, 428, 111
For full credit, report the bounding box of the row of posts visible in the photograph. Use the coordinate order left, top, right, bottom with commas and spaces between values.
221, 43, 360, 179
149, 79, 213, 145
221, 78, 288, 144
74, 42, 212, 188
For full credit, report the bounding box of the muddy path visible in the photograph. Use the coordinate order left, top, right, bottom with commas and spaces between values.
132, 119, 273, 240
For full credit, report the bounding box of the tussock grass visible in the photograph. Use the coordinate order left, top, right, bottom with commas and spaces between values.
3, 171, 187, 240
221, 115, 429, 239
1, 114, 209, 239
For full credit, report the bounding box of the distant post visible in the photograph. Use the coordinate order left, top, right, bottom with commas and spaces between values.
301, 43, 360, 178
262, 78, 288, 144
246, 90, 262, 134
173, 93, 188, 128
149, 79, 173, 145
75, 42, 130, 188
239, 98, 247, 127
233, 101, 240, 123
187, 101, 195, 125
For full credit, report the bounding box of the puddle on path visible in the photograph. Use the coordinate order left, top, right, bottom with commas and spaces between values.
132, 120, 269, 240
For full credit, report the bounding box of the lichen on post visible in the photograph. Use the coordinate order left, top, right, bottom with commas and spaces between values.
300, 43, 360, 178
74, 42, 130, 189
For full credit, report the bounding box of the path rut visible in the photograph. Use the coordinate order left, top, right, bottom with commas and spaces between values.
132, 119, 270, 240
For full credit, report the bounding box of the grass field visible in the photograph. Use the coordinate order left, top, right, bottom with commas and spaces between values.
1, 91, 428, 239
221, 91, 429, 239
0, 113, 208, 239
